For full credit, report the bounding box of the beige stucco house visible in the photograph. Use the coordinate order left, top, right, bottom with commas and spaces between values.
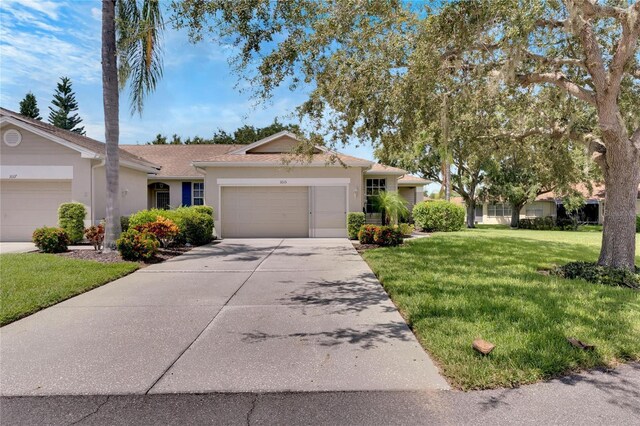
0, 108, 159, 241
1, 108, 427, 241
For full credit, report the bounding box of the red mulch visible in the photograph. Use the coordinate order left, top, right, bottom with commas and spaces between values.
56, 246, 192, 265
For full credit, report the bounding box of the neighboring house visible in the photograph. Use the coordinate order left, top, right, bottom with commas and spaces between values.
0, 108, 428, 241
449, 183, 640, 225
0, 108, 159, 241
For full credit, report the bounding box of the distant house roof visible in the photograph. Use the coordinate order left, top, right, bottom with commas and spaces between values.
0, 107, 159, 172
191, 151, 372, 168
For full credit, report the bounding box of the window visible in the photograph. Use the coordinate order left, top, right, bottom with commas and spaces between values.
365, 178, 386, 212
192, 182, 204, 206
525, 206, 544, 217
488, 203, 512, 217
474, 204, 483, 217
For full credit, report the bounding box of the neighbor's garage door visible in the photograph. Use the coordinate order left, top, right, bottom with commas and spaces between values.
0, 181, 72, 241
221, 186, 309, 238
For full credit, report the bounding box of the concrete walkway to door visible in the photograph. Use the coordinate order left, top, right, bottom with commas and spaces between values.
0, 239, 448, 395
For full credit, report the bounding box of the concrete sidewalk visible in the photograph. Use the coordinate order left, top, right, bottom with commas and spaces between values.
1, 363, 638, 425
0, 238, 448, 396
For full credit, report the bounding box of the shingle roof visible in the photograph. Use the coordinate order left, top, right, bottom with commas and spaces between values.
192, 152, 372, 167
398, 174, 429, 185
535, 182, 611, 202
365, 163, 407, 175
121, 144, 240, 177
0, 107, 159, 170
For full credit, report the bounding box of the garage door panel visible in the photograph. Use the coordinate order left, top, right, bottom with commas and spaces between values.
222, 187, 308, 238
312, 186, 347, 237
1, 181, 72, 241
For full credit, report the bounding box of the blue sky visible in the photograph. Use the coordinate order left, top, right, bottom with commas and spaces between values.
0, 0, 376, 161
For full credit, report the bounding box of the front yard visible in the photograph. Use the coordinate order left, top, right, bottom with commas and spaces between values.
363, 228, 640, 390
0, 253, 138, 326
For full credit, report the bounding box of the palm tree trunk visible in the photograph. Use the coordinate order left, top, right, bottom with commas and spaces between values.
102, 0, 121, 250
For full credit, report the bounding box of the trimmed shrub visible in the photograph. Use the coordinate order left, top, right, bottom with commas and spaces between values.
397, 223, 415, 237
120, 216, 130, 232
58, 203, 86, 243
347, 212, 365, 240
128, 206, 213, 246
373, 226, 404, 246
134, 216, 179, 248
554, 261, 639, 290
358, 224, 379, 244
519, 217, 555, 230
192, 205, 214, 218
180, 210, 214, 246
412, 200, 465, 232
84, 224, 105, 251
32, 227, 70, 253
636, 215, 640, 233
555, 217, 578, 231
116, 229, 159, 261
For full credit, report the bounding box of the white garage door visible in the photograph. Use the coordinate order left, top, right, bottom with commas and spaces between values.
0, 181, 72, 241
310, 186, 347, 237
221, 186, 309, 238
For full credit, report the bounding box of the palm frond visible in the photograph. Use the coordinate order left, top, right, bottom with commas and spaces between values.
116, 0, 164, 115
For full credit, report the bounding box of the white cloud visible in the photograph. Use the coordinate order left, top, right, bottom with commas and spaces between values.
1, 0, 63, 20
90, 7, 100, 21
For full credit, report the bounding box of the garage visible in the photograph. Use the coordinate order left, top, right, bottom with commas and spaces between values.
0, 181, 71, 241
221, 186, 309, 238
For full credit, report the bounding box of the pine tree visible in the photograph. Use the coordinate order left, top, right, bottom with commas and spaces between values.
19, 92, 42, 120
48, 77, 85, 134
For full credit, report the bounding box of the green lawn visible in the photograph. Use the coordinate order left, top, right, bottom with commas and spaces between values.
363, 228, 640, 390
0, 254, 138, 326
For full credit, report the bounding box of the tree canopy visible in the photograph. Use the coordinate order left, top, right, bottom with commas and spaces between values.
146, 119, 301, 144
19, 92, 42, 120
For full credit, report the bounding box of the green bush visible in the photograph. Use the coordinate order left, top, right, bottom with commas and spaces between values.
636, 215, 640, 233
179, 208, 214, 245
373, 226, 403, 246
397, 223, 415, 237
358, 224, 379, 244
347, 212, 365, 240
58, 203, 86, 243
32, 227, 70, 253
116, 229, 159, 261
412, 200, 465, 232
519, 217, 556, 230
554, 261, 639, 290
128, 209, 165, 229
191, 205, 214, 218
120, 216, 130, 232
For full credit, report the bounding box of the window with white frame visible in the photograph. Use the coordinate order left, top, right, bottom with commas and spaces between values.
365, 178, 386, 212
192, 182, 204, 206
525, 205, 544, 217
488, 203, 512, 217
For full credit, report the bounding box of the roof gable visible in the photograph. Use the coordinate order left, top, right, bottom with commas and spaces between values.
230, 131, 327, 155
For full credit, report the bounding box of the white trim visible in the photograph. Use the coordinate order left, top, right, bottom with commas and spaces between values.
217, 178, 350, 186
0, 165, 73, 180
0, 116, 160, 173
193, 161, 370, 167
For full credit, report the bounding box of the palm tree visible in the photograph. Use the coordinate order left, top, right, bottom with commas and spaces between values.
101, 0, 164, 249
372, 192, 409, 226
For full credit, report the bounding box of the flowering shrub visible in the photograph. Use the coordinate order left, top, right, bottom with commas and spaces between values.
358, 225, 379, 244
116, 229, 159, 261
84, 224, 105, 251
373, 226, 404, 246
396, 223, 415, 237
32, 227, 70, 253
134, 216, 179, 248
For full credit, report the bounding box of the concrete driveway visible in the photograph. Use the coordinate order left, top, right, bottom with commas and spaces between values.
0, 239, 448, 396
0, 242, 36, 254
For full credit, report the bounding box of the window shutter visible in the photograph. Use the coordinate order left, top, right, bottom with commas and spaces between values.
182, 182, 192, 206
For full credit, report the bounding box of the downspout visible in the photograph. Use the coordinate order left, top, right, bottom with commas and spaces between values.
91, 159, 105, 225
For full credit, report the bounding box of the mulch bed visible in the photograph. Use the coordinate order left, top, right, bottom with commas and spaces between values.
56, 246, 192, 265
352, 243, 380, 254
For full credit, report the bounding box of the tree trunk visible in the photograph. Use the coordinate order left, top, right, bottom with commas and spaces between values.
466, 200, 476, 228
510, 203, 523, 228
102, 0, 121, 250
597, 141, 639, 270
